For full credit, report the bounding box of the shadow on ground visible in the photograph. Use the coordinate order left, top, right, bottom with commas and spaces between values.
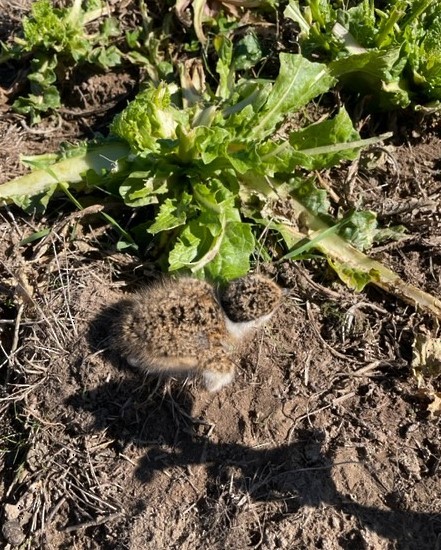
63, 298, 441, 549
66, 374, 441, 550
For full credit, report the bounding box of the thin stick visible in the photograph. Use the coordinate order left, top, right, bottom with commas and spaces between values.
10, 303, 24, 358
63, 512, 122, 533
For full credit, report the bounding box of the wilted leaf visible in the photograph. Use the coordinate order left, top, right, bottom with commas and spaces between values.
328, 260, 380, 292
412, 333, 441, 385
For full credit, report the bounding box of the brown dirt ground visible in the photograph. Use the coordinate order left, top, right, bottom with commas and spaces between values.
1, 3, 441, 550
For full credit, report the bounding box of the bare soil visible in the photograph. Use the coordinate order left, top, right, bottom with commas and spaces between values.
0, 3, 440, 549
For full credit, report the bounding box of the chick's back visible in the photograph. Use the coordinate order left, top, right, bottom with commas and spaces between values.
114, 278, 229, 369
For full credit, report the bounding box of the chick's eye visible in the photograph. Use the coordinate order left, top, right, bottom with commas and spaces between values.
171, 305, 185, 321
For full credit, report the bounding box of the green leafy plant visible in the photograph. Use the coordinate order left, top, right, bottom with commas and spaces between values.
0, 0, 123, 123
1, 42, 440, 318
285, 0, 441, 110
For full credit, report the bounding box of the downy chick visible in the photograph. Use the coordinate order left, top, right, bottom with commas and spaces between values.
112, 274, 282, 391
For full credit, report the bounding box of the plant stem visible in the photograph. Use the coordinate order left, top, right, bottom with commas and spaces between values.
283, 195, 441, 319
0, 141, 130, 205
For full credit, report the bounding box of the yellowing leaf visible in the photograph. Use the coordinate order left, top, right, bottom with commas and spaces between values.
412, 333, 441, 386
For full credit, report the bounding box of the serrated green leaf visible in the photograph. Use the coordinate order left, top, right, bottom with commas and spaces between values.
233, 32, 263, 71
90, 45, 122, 68
330, 48, 410, 109
290, 176, 330, 217
340, 210, 378, 251
214, 35, 234, 99
148, 193, 193, 234
111, 84, 187, 155
259, 107, 361, 172
119, 172, 169, 207
168, 224, 203, 270
167, 177, 248, 279
204, 222, 255, 281
194, 126, 230, 164
193, 179, 239, 220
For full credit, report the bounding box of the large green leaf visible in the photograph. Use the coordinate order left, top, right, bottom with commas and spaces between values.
245, 54, 336, 141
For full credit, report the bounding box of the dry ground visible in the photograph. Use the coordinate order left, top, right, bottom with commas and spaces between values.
0, 2, 441, 549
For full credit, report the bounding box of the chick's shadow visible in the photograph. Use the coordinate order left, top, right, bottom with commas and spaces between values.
70, 300, 441, 549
